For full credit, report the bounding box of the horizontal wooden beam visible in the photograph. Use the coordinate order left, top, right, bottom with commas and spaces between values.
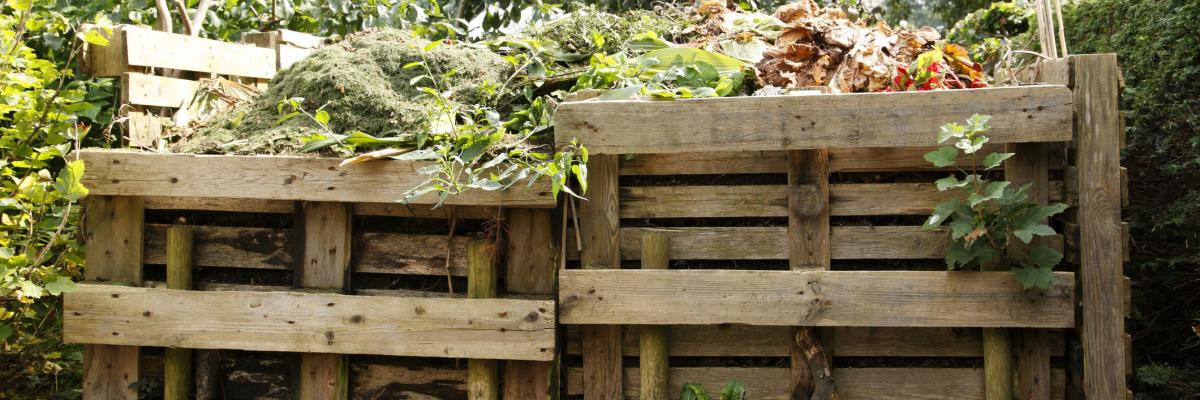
79, 150, 554, 207
557, 86, 1073, 154
65, 284, 555, 361
142, 196, 502, 219
564, 325, 1065, 357
94, 25, 276, 78
566, 226, 1064, 260
620, 182, 1063, 218
122, 73, 199, 108
619, 145, 1065, 175
559, 270, 1074, 328
565, 367, 1066, 399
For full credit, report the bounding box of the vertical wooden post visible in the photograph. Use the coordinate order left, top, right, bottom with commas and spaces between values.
296, 202, 352, 400
164, 226, 194, 400
83, 196, 144, 400
578, 154, 624, 399
640, 233, 670, 400
1071, 54, 1127, 399
787, 150, 836, 400
982, 329, 1014, 400
1008, 142, 1052, 400
504, 209, 558, 400
467, 240, 500, 400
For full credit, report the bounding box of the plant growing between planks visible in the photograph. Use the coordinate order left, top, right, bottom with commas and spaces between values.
922, 114, 1067, 289
680, 379, 746, 400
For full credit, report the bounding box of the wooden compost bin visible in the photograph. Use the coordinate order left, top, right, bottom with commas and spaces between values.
555, 55, 1128, 399
68, 26, 560, 400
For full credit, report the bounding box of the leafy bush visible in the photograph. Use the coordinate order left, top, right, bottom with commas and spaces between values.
1061, 0, 1200, 397
0, 2, 112, 397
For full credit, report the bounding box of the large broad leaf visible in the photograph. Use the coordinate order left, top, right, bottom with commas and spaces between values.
1013, 222, 1057, 244
1012, 265, 1056, 290
924, 146, 958, 167
719, 38, 771, 63
54, 160, 88, 201
636, 48, 747, 80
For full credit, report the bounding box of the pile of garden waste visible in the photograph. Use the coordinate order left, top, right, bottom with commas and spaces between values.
168, 0, 986, 204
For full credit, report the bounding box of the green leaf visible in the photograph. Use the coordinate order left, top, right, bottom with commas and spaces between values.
982, 152, 1014, 170
937, 123, 966, 143
1013, 223, 1056, 244
423, 39, 444, 52
402, 61, 423, 69
968, 181, 1010, 207
626, 32, 673, 51
44, 275, 76, 296
935, 175, 969, 191
6, 0, 31, 11
925, 198, 967, 229
314, 110, 331, 126
1012, 265, 1056, 290
949, 220, 975, 240
53, 160, 88, 201
681, 383, 710, 400
1026, 245, 1063, 269
78, 29, 111, 47
924, 146, 958, 167
0, 324, 11, 342
636, 48, 747, 80
719, 379, 746, 400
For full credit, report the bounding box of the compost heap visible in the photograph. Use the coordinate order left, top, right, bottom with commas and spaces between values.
173, 0, 983, 156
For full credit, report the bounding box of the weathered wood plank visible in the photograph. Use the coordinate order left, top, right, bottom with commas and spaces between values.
566, 226, 1064, 260
120, 25, 276, 78
559, 270, 1075, 328
1008, 142, 1053, 399
619, 145, 1064, 175
122, 72, 198, 108
1072, 54, 1127, 398
81, 196, 143, 400
163, 226, 193, 400
563, 326, 1066, 357
557, 86, 1073, 154
578, 154, 624, 399
351, 363, 467, 399
504, 209, 557, 400
78, 150, 554, 207
297, 202, 351, 400
787, 149, 835, 399
565, 367, 1067, 400
467, 240, 499, 400
639, 233, 671, 400
620, 182, 1064, 218
143, 196, 500, 219
64, 285, 555, 360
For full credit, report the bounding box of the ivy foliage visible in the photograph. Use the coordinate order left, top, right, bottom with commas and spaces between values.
923, 115, 1066, 290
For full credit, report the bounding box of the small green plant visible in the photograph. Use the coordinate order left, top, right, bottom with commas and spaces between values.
680, 379, 745, 400
923, 114, 1068, 289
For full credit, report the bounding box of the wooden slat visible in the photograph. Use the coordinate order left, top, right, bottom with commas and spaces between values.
143, 196, 500, 219
143, 224, 477, 276
559, 270, 1075, 328
556, 86, 1073, 154
1008, 141, 1053, 400
352, 363, 466, 399
619, 145, 1064, 175
81, 196, 143, 400
620, 182, 1063, 218
79, 150, 554, 207
787, 149, 835, 398
566, 226, 1065, 260
564, 326, 1066, 357
64, 285, 555, 360
578, 154, 624, 399
120, 25, 276, 78
565, 367, 1067, 400
1072, 54, 1127, 399
503, 209, 557, 400
122, 72, 198, 108
297, 202, 351, 399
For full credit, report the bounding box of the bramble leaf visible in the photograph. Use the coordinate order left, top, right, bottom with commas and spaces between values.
1013, 223, 1056, 244
982, 152, 1014, 169
935, 175, 969, 191
924, 146, 958, 167
968, 181, 1010, 206
1012, 265, 1055, 289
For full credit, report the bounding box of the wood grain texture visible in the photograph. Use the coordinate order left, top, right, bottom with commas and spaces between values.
577, 154, 624, 399
1072, 54, 1127, 398
142, 196, 500, 219
504, 209, 557, 400
1007, 142, 1053, 399
556, 86, 1073, 154
122, 72, 199, 108
298, 202, 352, 400
120, 24, 277, 78
163, 226, 193, 400
467, 240, 499, 400
564, 326, 1066, 357
639, 233, 670, 400
64, 285, 556, 360
787, 149, 835, 399
80, 24, 130, 77
618, 145, 1064, 175
78, 150, 554, 207
566, 226, 1065, 261
81, 196, 143, 400
565, 367, 1067, 400
560, 270, 1075, 328
351, 363, 467, 399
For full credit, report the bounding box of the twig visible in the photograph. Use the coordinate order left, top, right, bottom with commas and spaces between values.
444, 208, 458, 294
173, 0, 194, 35
154, 0, 174, 32
189, 0, 214, 36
